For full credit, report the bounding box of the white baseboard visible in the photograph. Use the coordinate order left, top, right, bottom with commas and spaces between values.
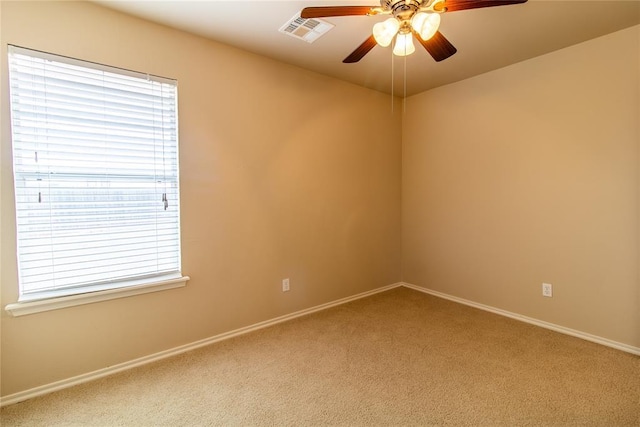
402, 282, 640, 356
0, 283, 402, 407
4, 281, 637, 407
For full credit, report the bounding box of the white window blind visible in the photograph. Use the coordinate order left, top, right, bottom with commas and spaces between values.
8, 45, 181, 298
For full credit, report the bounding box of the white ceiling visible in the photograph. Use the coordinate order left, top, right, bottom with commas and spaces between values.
93, 0, 640, 96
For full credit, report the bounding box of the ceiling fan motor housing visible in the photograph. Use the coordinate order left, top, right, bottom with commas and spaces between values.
381, 0, 423, 20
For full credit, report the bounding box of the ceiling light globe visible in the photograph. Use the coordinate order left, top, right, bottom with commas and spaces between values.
416, 12, 441, 41
411, 12, 428, 33
373, 17, 400, 47
393, 33, 415, 57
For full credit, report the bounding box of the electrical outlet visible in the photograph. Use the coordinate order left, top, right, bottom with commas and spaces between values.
282, 278, 290, 292
542, 283, 553, 297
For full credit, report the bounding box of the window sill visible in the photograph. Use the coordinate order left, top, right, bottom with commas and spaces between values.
5, 275, 189, 317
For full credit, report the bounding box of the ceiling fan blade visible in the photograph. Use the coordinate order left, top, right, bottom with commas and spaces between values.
301, 6, 377, 19
343, 35, 378, 63
414, 31, 457, 62
439, 0, 527, 12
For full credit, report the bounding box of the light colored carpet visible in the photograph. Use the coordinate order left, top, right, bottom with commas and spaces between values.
2, 287, 639, 426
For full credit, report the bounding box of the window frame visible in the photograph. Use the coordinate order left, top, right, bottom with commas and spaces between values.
5, 46, 189, 316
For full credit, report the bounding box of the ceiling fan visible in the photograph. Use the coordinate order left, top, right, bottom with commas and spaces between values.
301, 0, 528, 63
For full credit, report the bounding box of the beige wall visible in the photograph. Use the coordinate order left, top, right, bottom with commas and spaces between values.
403, 25, 640, 348
0, 1, 402, 396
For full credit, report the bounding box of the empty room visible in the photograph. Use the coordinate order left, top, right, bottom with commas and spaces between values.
1, 0, 638, 425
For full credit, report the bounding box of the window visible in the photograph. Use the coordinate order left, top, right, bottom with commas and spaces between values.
7, 45, 186, 312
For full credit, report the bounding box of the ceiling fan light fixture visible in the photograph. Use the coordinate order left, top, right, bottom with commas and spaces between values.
393, 32, 415, 56
373, 17, 400, 47
301, 0, 528, 64
412, 12, 441, 41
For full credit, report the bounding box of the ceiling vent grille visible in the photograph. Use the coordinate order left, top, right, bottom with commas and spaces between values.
279, 14, 334, 43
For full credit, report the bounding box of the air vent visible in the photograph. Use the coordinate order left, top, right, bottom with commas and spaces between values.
279, 14, 334, 43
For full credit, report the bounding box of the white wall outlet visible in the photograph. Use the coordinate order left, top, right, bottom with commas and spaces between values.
282, 278, 290, 292
542, 283, 553, 297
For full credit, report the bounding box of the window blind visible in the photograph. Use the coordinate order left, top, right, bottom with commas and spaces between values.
8, 45, 181, 297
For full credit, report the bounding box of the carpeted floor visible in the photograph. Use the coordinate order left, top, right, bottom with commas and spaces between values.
1, 287, 639, 426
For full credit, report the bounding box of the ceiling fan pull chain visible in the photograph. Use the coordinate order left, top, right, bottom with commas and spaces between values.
403, 54, 407, 113
391, 46, 395, 113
